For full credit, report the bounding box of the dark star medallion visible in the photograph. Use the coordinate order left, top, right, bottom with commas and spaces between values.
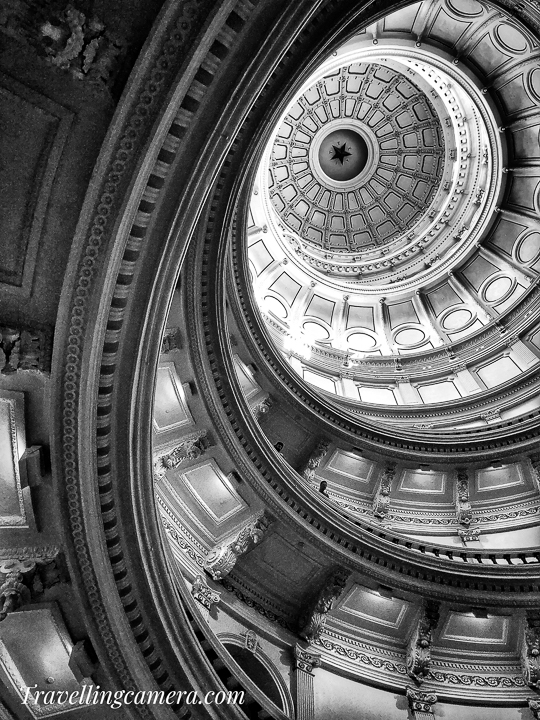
330, 142, 352, 165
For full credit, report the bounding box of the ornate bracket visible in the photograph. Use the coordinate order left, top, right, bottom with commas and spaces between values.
154, 430, 209, 479
204, 511, 273, 580
300, 439, 330, 482
529, 697, 540, 719
522, 615, 540, 689
0, 554, 64, 620
373, 465, 395, 519
298, 568, 350, 643
455, 469, 473, 529
407, 601, 440, 684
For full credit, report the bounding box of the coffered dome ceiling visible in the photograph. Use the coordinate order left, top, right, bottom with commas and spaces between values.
269, 62, 446, 254
247, 0, 540, 430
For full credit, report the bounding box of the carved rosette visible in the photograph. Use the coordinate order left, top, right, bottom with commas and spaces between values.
455, 469, 472, 528
251, 396, 272, 421
154, 430, 209, 479
161, 327, 182, 353
406, 686, 437, 718
407, 602, 440, 684
373, 465, 395, 519
0, 325, 52, 374
204, 511, 272, 580
522, 619, 540, 689
293, 644, 321, 675
0, 555, 64, 620
191, 574, 220, 612
244, 630, 258, 653
301, 440, 330, 482
298, 568, 350, 643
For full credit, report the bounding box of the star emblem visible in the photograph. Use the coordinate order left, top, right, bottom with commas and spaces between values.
330, 142, 352, 165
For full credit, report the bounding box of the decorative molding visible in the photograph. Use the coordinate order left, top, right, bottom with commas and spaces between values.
426, 669, 525, 688
0, 1, 126, 92
160, 514, 205, 569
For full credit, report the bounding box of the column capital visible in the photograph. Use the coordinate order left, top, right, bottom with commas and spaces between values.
191, 574, 221, 612
293, 644, 321, 674
406, 686, 437, 716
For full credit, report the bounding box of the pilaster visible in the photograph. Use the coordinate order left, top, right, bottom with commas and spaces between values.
293, 644, 321, 720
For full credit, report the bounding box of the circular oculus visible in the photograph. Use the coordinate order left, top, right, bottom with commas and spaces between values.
318, 129, 369, 182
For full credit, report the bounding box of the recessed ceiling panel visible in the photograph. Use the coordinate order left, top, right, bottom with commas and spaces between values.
181, 461, 246, 524
476, 464, 524, 493
340, 586, 410, 629
269, 272, 302, 304
440, 612, 509, 645
249, 240, 274, 275
306, 295, 336, 324
399, 469, 446, 494
154, 363, 192, 432
477, 356, 521, 388
325, 450, 374, 484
